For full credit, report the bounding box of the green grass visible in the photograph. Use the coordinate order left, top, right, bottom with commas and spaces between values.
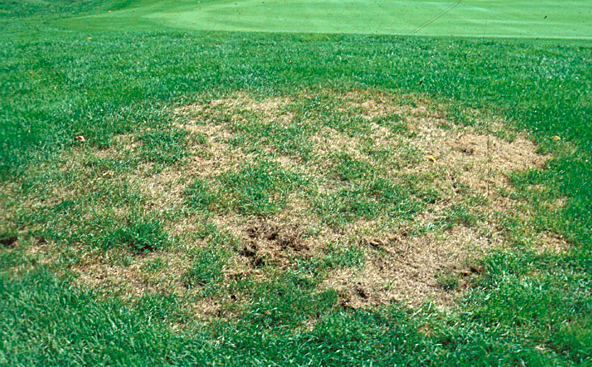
313, 176, 433, 226
220, 160, 304, 215
1, 0, 592, 365
98, 213, 170, 253
56, 0, 592, 38
185, 246, 226, 288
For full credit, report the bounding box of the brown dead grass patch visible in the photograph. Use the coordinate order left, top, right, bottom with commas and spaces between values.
535, 232, 571, 254
21, 88, 561, 315
330, 225, 493, 308
176, 93, 293, 124
72, 251, 191, 298
341, 90, 441, 120
167, 89, 555, 309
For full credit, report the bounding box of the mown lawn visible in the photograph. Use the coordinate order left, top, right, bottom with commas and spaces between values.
56, 0, 592, 38
1, 1, 591, 365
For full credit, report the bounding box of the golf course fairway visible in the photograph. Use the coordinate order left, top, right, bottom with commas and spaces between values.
58, 0, 592, 39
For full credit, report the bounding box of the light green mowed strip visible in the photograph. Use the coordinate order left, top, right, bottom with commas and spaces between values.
59, 0, 592, 38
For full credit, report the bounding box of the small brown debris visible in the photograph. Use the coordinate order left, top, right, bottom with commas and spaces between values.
239, 244, 258, 258
252, 256, 266, 268
0, 235, 17, 248
469, 265, 484, 274
74, 135, 86, 143
459, 146, 475, 155
356, 285, 369, 299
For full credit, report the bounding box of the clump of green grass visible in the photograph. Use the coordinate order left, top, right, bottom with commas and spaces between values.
184, 247, 225, 289
244, 274, 338, 329
104, 214, 169, 253
314, 177, 437, 226
440, 205, 477, 228
417, 204, 478, 234
331, 152, 376, 181
220, 160, 304, 216
322, 242, 366, 269
142, 257, 167, 273
231, 120, 314, 160
133, 293, 187, 324
184, 178, 219, 213
139, 127, 188, 166
84, 154, 139, 175
295, 241, 366, 275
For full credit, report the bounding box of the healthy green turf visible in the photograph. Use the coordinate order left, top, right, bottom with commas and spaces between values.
57, 0, 592, 38
1, 0, 592, 366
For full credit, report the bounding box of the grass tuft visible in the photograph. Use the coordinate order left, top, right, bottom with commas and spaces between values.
98, 214, 170, 253
220, 160, 304, 216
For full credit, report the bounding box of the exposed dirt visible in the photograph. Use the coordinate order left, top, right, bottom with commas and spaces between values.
0, 235, 17, 249
239, 219, 308, 268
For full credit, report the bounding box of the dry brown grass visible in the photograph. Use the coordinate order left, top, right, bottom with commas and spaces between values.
535, 232, 571, 254
72, 251, 191, 298
14, 89, 558, 313
165, 90, 551, 309
326, 225, 492, 308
